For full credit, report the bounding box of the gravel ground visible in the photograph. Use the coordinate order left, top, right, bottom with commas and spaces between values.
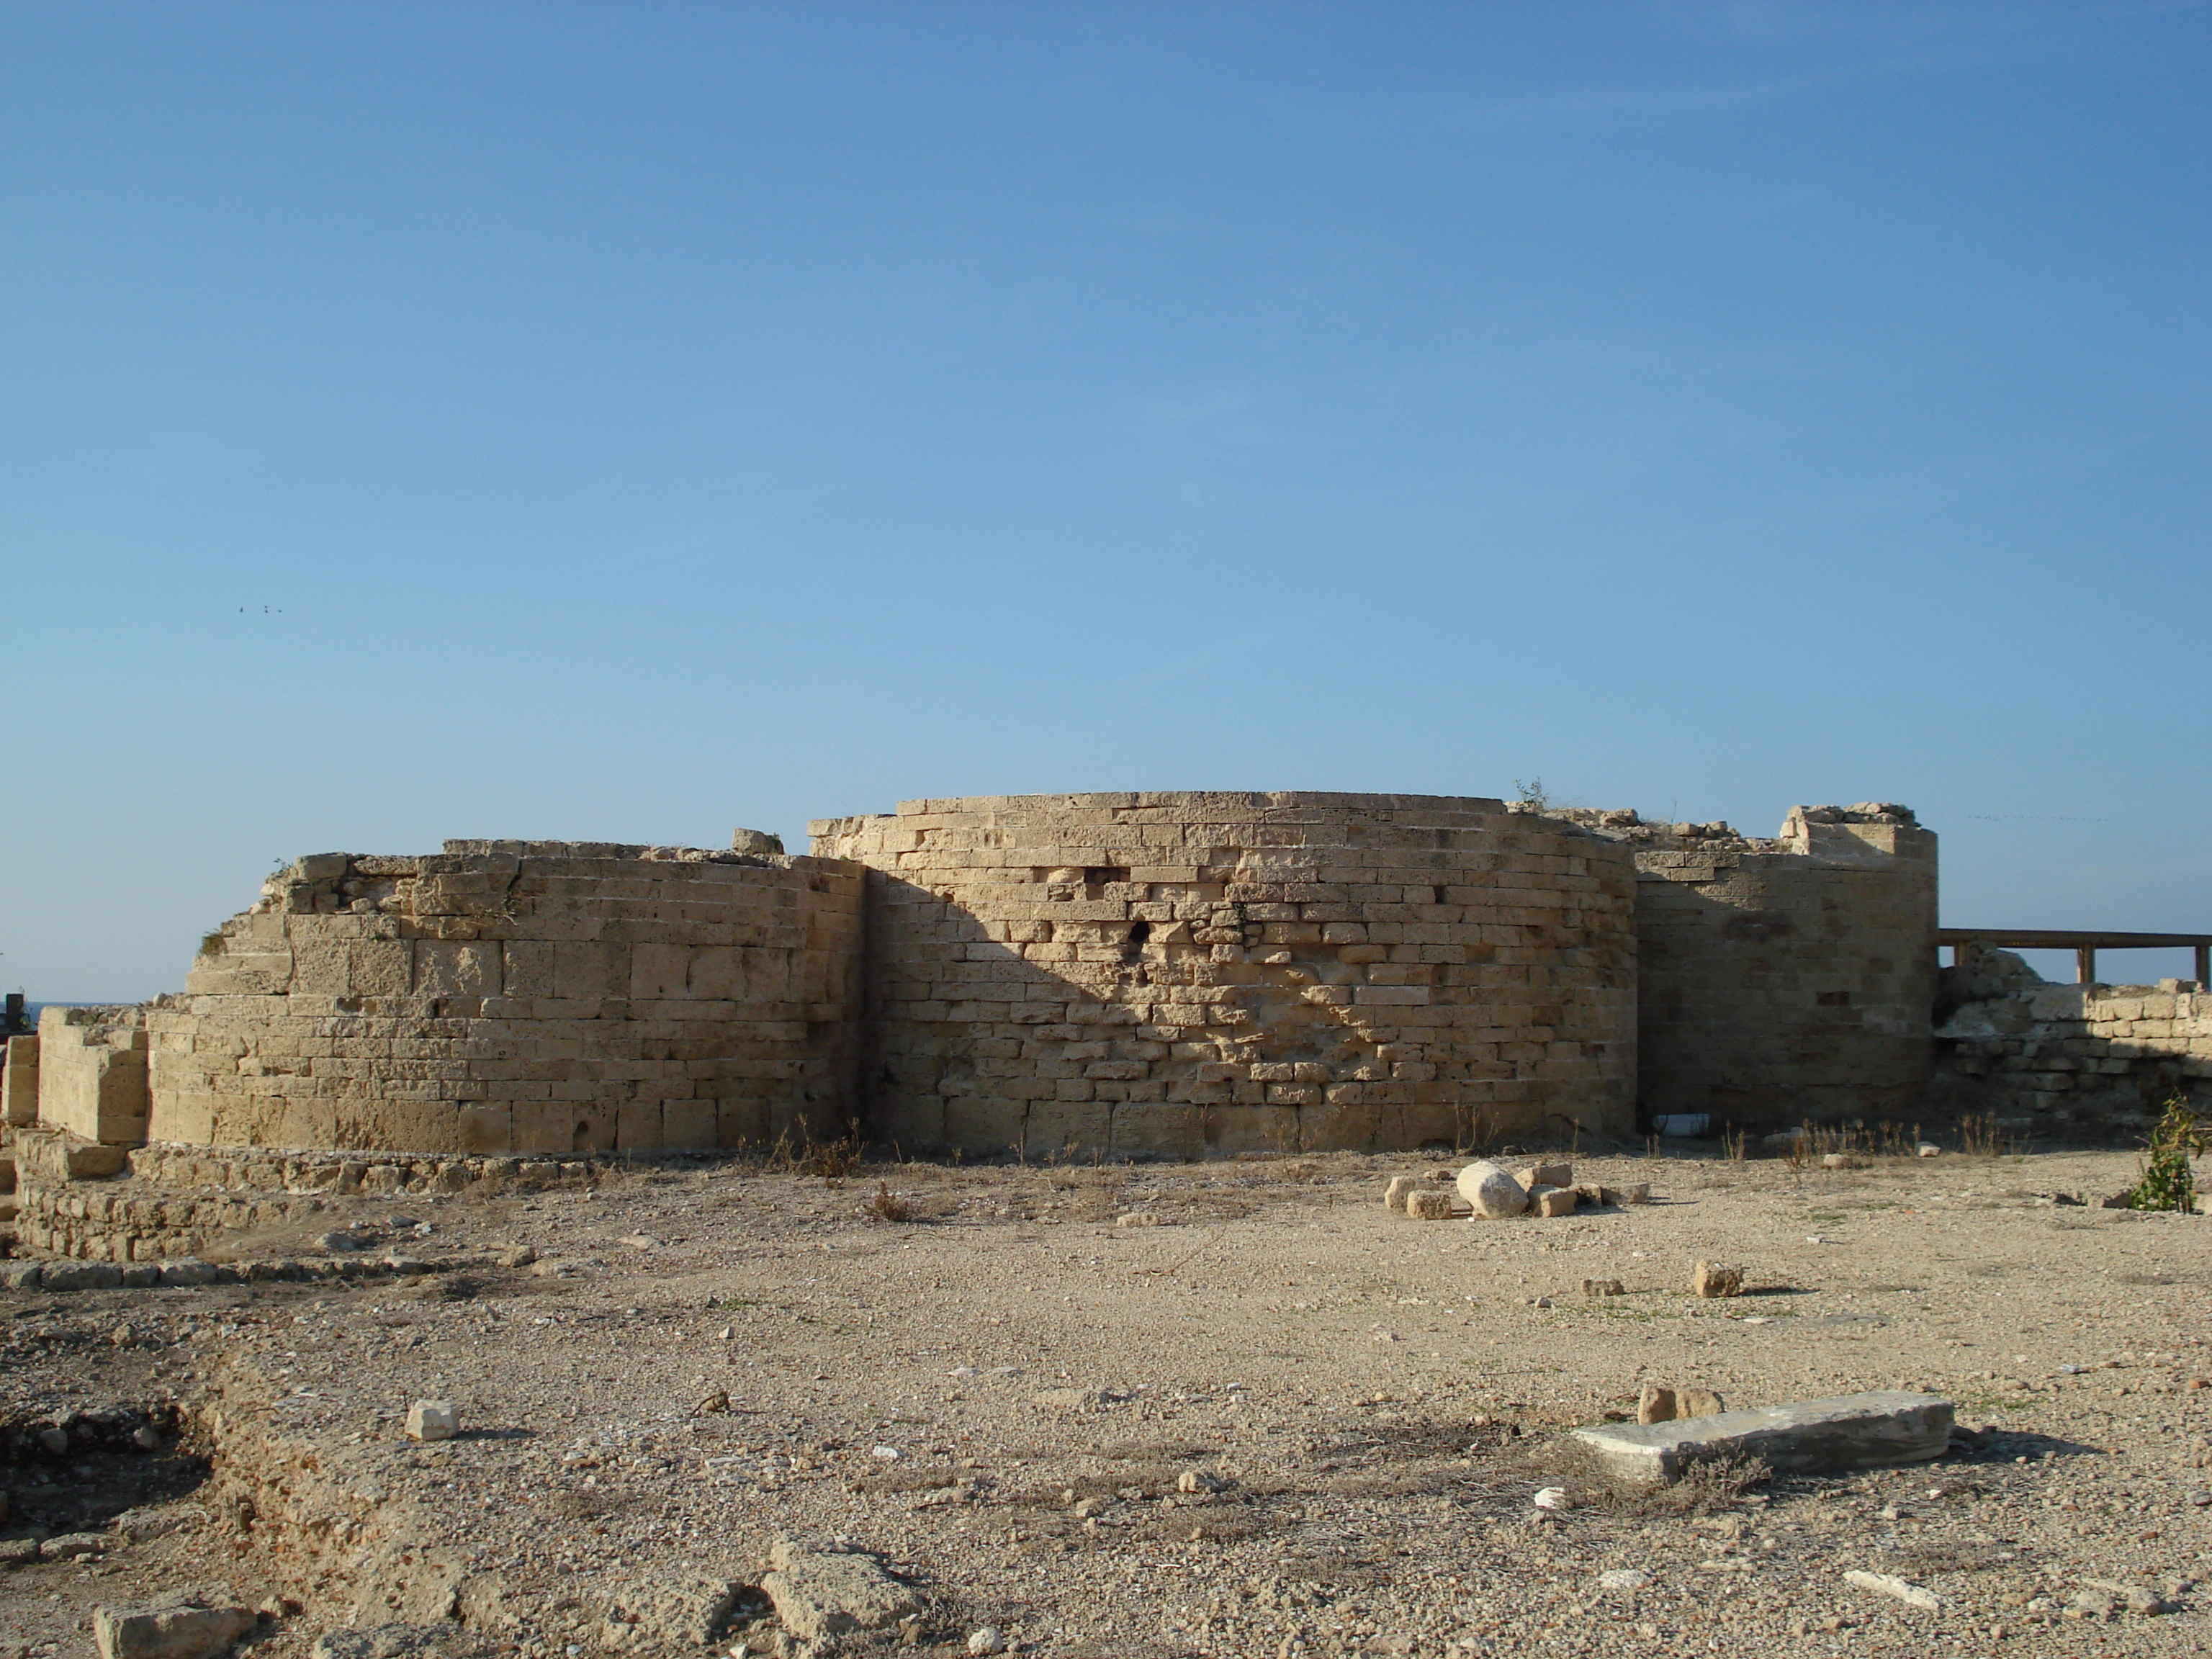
2, 1145, 2208, 1658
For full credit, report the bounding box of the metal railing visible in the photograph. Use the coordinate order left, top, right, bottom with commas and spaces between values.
1938, 928, 2212, 987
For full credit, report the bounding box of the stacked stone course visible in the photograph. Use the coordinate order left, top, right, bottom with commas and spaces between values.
810, 792, 1638, 1156
16, 1144, 600, 1262
1933, 955, 2212, 1131
1550, 804, 1938, 1131
145, 840, 864, 1156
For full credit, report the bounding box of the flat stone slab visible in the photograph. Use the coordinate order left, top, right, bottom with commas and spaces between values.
1570, 1390, 1954, 1485
763, 1536, 920, 1640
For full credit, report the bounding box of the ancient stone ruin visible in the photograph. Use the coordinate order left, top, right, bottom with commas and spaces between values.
2, 788, 2206, 1264
148, 841, 863, 1157
810, 792, 1639, 1157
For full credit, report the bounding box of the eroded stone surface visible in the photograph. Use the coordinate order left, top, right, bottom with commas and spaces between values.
761, 1537, 920, 1639
92, 1605, 255, 1659
1456, 1161, 1527, 1218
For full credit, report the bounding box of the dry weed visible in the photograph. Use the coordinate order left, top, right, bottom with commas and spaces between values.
863, 1182, 916, 1223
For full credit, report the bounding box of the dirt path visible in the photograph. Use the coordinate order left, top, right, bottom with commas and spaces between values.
3, 1146, 2207, 1658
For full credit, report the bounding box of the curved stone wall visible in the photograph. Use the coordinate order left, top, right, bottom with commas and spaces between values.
147, 840, 863, 1155
809, 792, 1637, 1156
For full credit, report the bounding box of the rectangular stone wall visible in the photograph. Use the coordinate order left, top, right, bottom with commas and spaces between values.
148, 842, 865, 1156
1555, 805, 1939, 1131
34, 1007, 150, 1144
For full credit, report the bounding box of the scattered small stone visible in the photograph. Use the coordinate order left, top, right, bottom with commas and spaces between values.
1114, 1211, 1160, 1228
1596, 1568, 1648, 1591
1822, 1153, 1858, 1171
1678, 1388, 1726, 1419
1845, 1569, 1941, 1611
1582, 1279, 1625, 1298
693, 1389, 731, 1416
1637, 1385, 1677, 1425
1534, 1186, 1577, 1218
1622, 1183, 1651, 1204
2068, 1588, 2118, 1621
967, 1629, 1004, 1656
1693, 1261, 1744, 1298
405, 1401, 457, 1442
494, 1244, 536, 1268
1514, 1161, 1573, 1190
1916, 1143, 1941, 1157
1532, 1486, 1571, 1511
42, 1532, 112, 1560
1382, 1175, 1421, 1213
1177, 1468, 1230, 1493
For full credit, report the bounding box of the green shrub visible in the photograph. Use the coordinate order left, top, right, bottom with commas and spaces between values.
2127, 1092, 2206, 1212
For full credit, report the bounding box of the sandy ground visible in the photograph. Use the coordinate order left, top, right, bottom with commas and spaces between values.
3, 1144, 2209, 1659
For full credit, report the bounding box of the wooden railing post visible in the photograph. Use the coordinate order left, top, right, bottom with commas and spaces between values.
2076, 947, 2096, 985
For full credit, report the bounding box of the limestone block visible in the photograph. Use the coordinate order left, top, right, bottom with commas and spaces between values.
1693, 1260, 1744, 1298
761, 1537, 923, 1640
1570, 1392, 1954, 1485
414, 940, 503, 998
36, 1010, 150, 1146
92, 1604, 255, 1659
1455, 1160, 1528, 1218
2, 1034, 37, 1125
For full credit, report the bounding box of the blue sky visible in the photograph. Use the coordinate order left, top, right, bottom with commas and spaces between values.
4, 1, 2207, 999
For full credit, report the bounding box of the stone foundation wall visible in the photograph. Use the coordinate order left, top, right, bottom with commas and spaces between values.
14, 1138, 603, 1262
1552, 804, 1938, 1131
811, 792, 1638, 1155
1930, 952, 2212, 1135
148, 840, 864, 1156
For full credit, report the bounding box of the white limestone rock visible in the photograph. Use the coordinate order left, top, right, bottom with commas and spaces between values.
1455, 1160, 1528, 1218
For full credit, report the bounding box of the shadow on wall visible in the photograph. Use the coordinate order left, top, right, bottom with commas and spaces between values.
1563, 805, 1941, 1136
1928, 947, 2212, 1138
856, 874, 1635, 1160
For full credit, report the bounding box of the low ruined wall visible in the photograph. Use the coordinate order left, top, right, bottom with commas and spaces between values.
148, 840, 864, 1156
1552, 804, 1938, 1132
35, 1006, 150, 1144
16, 1142, 601, 1262
1931, 961, 2212, 1135
812, 792, 1637, 1156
